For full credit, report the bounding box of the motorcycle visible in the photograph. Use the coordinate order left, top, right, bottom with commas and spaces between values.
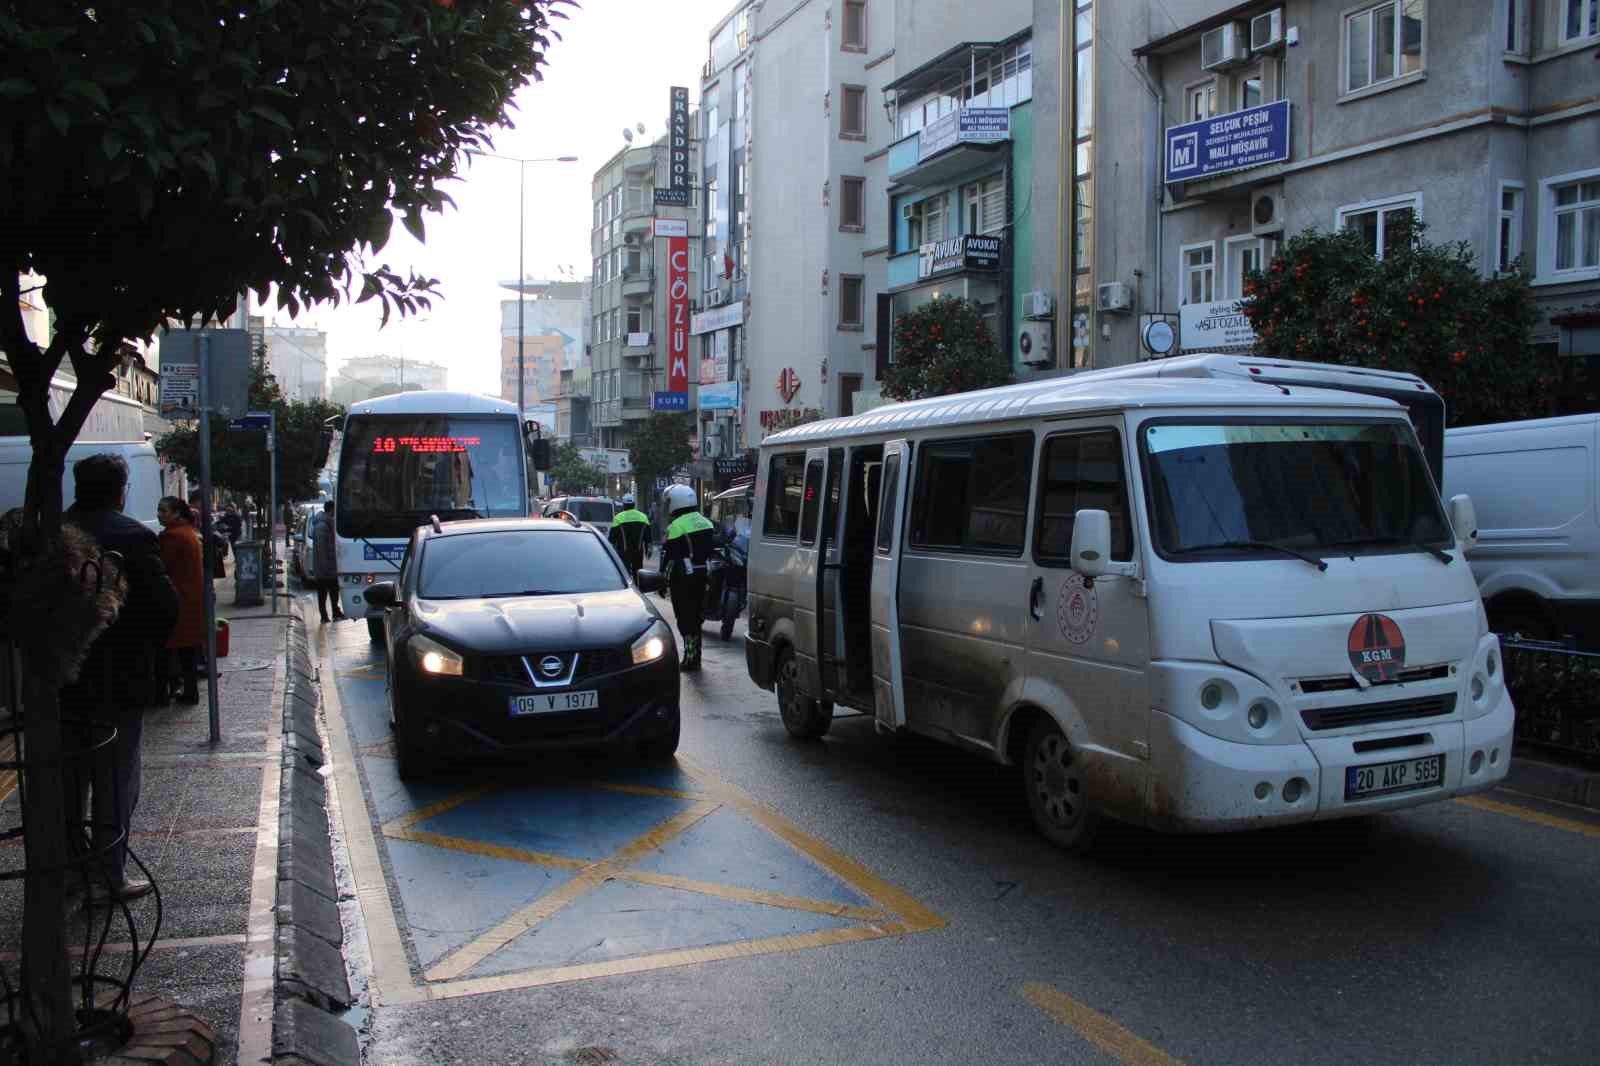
702, 529, 748, 641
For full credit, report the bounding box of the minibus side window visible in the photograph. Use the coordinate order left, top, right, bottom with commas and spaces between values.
875, 454, 900, 553
763, 453, 805, 540
1035, 430, 1133, 563
799, 460, 826, 546
908, 433, 1033, 555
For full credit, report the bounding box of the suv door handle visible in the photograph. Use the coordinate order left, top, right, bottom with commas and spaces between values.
1029, 577, 1044, 620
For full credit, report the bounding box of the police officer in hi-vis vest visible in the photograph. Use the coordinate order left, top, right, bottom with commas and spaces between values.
608, 492, 652, 581
659, 484, 714, 671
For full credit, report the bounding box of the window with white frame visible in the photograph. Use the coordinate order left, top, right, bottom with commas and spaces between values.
895, 39, 1033, 137
1345, 0, 1425, 94
1542, 173, 1600, 277
1186, 81, 1217, 121
1338, 195, 1420, 259
627, 306, 643, 334
1497, 183, 1524, 273
1182, 243, 1215, 305
1224, 236, 1272, 299
1564, 0, 1598, 42
964, 177, 1005, 235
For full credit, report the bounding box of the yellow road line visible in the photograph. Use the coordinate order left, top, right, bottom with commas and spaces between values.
385, 783, 498, 832
614, 869, 888, 921
677, 755, 946, 933
423, 799, 721, 982
425, 924, 911, 1001
0, 733, 16, 806
1022, 983, 1186, 1066
589, 780, 705, 800
383, 826, 588, 871
1456, 795, 1600, 839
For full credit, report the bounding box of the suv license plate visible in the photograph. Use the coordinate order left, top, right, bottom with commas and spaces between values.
510, 690, 599, 716
1346, 753, 1444, 800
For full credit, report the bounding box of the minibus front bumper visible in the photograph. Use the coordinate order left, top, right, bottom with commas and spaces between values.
1147, 695, 1515, 833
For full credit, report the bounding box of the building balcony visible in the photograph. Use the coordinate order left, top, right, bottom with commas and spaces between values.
621, 207, 652, 235
622, 146, 656, 174
887, 107, 1011, 188
621, 269, 654, 298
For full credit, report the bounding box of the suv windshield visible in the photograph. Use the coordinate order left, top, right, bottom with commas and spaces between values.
419, 530, 625, 599
1142, 419, 1451, 560
337, 415, 525, 538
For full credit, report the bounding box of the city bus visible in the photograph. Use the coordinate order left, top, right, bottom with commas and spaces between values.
332, 391, 539, 639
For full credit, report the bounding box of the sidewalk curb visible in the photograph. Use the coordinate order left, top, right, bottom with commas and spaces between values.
273, 617, 360, 1066
1506, 753, 1600, 811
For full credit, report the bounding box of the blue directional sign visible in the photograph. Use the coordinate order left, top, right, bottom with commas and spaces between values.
228, 413, 272, 431
1165, 99, 1290, 184
652, 391, 689, 412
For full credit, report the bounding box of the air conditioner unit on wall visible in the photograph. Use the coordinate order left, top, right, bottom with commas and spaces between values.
1017, 321, 1053, 367
1097, 282, 1132, 313
1201, 22, 1249, 71
1251, 185, 1286, 237
1251, 9, 1285, 53
1023, 291, 1054, 320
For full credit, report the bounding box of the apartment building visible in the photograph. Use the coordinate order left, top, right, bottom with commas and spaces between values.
587, 126, 701, 454
499, 277, 591, 409
328, 354, 448, 406
262, 325, 329, 402
1054, 0, 1598, 387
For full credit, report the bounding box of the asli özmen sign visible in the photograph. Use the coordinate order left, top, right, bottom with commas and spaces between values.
1164, 99, 1290, 184
654, 87, 692, 206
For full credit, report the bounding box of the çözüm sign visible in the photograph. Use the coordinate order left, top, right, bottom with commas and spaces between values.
1179, 298, 1258, 351
918, 234, 1004, 280
666, 234, 689, 398
654, 86, 692, 206
1165, 99, 1290, 184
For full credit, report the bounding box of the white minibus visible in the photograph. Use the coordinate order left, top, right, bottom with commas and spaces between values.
744, 365, 1511, 849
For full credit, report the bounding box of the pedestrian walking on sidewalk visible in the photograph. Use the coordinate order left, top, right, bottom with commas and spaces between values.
309, 500, 344, 623
62, 454, 179, 902
157, 496, 204, 705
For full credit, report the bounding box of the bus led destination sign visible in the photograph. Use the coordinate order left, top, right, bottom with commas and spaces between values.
1165, 99, 1290, 184
371, 435, 482, 454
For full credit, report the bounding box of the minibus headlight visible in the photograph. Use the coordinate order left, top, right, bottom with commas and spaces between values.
631, 620, 671, 665
408, 634, 463, 677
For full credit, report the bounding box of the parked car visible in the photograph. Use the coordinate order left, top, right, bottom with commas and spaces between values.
1443, 413, 1600, 648
543, 495, 617, 539
365, 517, 680, 779
289, 502, 320, 577
0, 438, 165, 532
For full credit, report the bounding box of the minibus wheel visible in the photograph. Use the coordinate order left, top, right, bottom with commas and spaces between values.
1023, 720, 1100, 850
776, 648, 831, 740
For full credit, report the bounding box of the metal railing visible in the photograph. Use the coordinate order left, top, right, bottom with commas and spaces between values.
1500, 635, 1600, 762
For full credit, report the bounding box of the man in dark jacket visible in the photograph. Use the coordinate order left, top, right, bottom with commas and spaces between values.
62, 454, 179, 901
660, 484, 714, 671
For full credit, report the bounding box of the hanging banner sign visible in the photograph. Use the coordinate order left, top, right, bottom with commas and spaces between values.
664, 234, 690, 404
654, 87, 692, 206
1179, 298, 1258, 351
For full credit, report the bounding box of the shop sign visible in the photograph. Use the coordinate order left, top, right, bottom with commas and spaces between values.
1165, 99, 1290, 184
654, 87, 692, 205
652, 391, 689, 412
666, 234, 689, 393
653, 218, 689, 238
760, 407, 822, 432
700, 381, 740, 411
714, 454, 753, 477
713, 329, 730, 381
691, 300, 744, 336
917, 234, 1004, 280
776, 367, 801, 404
918, 106, 1011, 162
1179, 298, 1258, 351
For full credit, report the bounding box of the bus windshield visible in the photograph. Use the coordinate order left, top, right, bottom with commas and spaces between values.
1142, 419, 1451, 561
337, 415, 525, 539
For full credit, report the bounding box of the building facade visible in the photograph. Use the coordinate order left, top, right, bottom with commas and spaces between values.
588, 127, 702, 455
328, 354, 448, 406
1051, 0, 1598, 391
263, 325, 329, 402
499, 277, 591, 409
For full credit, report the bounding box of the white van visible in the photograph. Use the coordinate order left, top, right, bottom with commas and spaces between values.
745, 368, 1511, 849
0, 439, 167, 532
1442, 413, 1600, 647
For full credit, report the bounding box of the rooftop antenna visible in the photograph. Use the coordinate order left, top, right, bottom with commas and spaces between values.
621, 128, 634, 143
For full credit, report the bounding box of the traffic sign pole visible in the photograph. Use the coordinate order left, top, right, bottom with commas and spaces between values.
268, 409, 278, 616
199, 334, 220, 744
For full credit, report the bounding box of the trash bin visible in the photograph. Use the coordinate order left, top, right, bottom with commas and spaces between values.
233, 540, 263, 607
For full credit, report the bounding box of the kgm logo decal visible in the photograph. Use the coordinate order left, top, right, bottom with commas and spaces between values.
1348, 613, 1405, 683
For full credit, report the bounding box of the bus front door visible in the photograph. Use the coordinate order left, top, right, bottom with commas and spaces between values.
869, 440, 911, 731
793, 448, 832, 698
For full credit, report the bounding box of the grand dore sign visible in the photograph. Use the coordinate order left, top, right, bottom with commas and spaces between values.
1179, 298, 1258, 351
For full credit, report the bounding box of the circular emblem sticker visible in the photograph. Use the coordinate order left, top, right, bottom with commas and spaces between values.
1057, 574, 1099, 646
1348, 613, 1405, 683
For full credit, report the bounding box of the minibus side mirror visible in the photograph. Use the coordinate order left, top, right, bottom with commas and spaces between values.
366, 582, 397, 608
1448, 494, 1478, 552
1071, 509, 1111, 579
528, 438, 551, 471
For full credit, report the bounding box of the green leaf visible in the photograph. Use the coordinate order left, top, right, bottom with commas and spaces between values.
44, 103, 69, 135
64, 80, 111, 112
401, 209, 425, 243
101, 130, 123, 160
250, 105, 293, 130
0, 78, 34, 100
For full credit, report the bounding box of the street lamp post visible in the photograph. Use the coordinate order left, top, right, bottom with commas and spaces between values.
467, 150, 579, 421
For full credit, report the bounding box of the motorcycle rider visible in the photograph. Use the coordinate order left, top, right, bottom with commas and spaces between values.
660, 484, 714, 672
608, 492, 652, 581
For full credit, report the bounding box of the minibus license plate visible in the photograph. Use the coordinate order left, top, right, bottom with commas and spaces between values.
1345, 754, 1443, 800
510, 690, 599, 716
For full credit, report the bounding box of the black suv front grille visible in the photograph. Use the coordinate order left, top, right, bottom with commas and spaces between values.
1301, 693, 1457, 731
478, 649, 626, 686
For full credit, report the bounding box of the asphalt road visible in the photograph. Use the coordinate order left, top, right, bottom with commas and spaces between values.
318, 608, 1600, 1066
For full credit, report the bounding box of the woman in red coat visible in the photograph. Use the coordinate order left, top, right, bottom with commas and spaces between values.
158, 496, 205, 705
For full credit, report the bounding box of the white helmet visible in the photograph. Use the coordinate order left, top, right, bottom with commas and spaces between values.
621, 493, 636, 507
663, 484, 698, 512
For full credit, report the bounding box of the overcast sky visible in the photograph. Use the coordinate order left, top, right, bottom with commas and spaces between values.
275, 0, 734, 397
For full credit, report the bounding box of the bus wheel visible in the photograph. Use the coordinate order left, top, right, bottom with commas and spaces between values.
1023, 719, 1100, 851
776, 648, 831, 740
367, 617, 385, 643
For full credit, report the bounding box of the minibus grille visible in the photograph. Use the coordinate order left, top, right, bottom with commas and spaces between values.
1299, 664, 1451, 694
1300, 693, 1457, 731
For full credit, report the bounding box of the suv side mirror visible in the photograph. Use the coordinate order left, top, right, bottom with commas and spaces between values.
1071, 509, 1111, 579
1448, 494, 1478, 552
636, 569, 665, 593
366, 581, 397, 608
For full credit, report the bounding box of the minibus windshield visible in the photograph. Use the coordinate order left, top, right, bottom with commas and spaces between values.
1142, 420, 1451, 561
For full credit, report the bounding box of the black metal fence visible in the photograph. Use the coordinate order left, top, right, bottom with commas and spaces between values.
1500, 636, 1600, 762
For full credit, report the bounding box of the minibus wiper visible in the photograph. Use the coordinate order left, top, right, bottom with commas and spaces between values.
1325, 535, 1451, 565
1171, 540, 1328, 572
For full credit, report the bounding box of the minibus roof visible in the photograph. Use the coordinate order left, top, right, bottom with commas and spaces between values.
346, 390, 519, 417
764, 368, 1404, 447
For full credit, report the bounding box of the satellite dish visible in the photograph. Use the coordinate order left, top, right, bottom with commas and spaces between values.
636, 123, 647, 135
621, 128, 634, 143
